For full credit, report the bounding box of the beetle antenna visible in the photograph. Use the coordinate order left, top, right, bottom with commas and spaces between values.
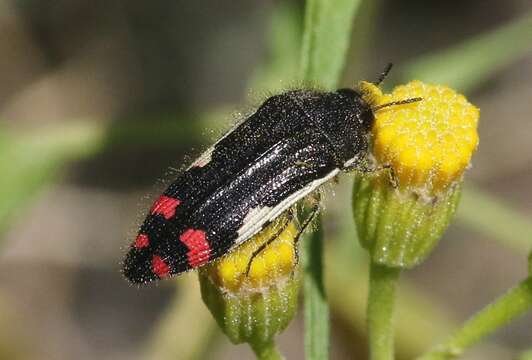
374, 63, 393, 86
373, 97, 423, 111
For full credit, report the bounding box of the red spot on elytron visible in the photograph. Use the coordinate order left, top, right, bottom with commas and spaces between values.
134, 234, 150, 249
151, 195, 181, 219
179, 229, 211, 268
152, 255, 170, 278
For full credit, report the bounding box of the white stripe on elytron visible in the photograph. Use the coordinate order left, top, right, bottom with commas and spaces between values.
234, 168, 340, 246
190, 147, 214, 168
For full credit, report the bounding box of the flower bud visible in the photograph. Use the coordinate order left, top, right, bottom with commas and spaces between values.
199, 215, 300, 353
354, 81, 479, 268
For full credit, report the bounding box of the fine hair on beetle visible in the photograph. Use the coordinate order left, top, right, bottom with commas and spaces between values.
122, 63, 424, 284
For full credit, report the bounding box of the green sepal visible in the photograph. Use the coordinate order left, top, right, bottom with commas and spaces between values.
199, 269, 300, 349
353, 176, 462, 269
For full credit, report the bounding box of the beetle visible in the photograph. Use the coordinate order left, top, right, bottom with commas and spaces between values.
122, 64, 420, 284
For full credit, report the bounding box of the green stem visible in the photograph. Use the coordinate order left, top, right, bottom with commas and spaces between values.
298, 0, 360, 358
250, 340, 284, 360
367, 263, 401, 360
418, 277, 532, 360
303, 215, 330, 360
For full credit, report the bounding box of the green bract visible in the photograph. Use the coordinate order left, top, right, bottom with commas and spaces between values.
199, 269, 300, 356
353, 176, 461, 269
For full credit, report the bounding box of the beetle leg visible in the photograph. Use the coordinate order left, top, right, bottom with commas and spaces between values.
245, 193, 322, 277
294, 192, 321, 246
290, 192, 322, 266
343, 161, 398, 188
245, 210, 294, 276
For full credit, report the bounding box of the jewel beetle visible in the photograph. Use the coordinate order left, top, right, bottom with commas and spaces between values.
123, 64, 419, 284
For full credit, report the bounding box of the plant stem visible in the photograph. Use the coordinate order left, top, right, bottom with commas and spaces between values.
250, 340, 284, 360
367, 262, 401, 360
299, 0, 361, 357
302, 214, 330, 360
418, 277, 532, 360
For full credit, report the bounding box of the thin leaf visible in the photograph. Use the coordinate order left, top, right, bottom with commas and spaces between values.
300, 0, 364, 89
0, 110, 228, 239
417, 278, 532, 360
0, 123, 105, 236
457, 185, 532, 254
401, 12, 532, 93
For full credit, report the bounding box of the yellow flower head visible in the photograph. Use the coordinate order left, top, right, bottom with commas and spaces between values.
199, 215, 300, 348
360, 80, 479, 192
354, 79, 479, 268
203, 216, 298, 293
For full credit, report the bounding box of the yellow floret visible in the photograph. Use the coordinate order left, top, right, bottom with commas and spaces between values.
368, 80, 479, 192
208, 217, 298, 293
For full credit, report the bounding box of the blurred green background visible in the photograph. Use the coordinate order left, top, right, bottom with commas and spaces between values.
0, 0, 531, 359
